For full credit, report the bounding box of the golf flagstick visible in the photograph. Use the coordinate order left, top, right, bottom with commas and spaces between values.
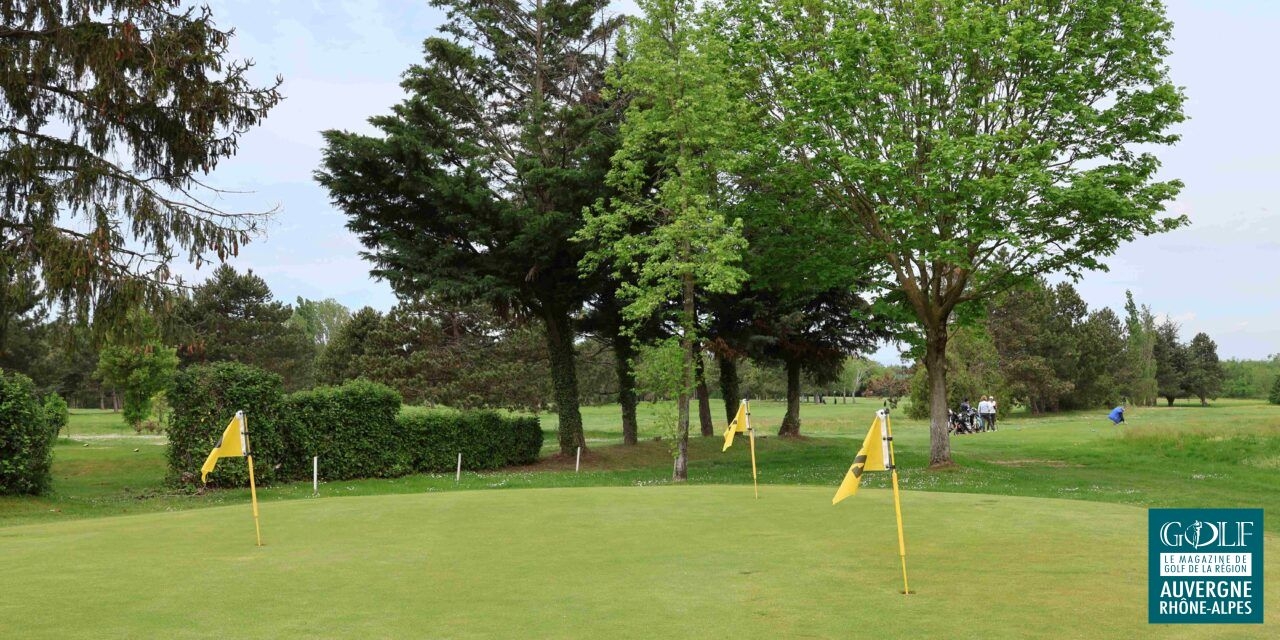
747, 399, 758, 499
883, 408, 909, 594
242, 411, 263, 547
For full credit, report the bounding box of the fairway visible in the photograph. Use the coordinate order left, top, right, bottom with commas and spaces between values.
1, 486, 1274, 639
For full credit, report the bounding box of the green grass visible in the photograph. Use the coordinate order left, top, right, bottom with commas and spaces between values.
1, 486, 1275, 639
3, 399, 1279, 532
2, 400, 1278, 637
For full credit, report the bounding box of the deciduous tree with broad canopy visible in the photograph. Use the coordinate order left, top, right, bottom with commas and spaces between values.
578, 0, 749, 480
727, 0, 1187, 465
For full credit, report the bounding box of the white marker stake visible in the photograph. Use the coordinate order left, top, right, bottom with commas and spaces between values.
456, 452, 462, 483
576, 446, 581, 473
312, 456, 318, 495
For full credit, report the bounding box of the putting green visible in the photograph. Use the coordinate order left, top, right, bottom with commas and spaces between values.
0, 486, 1273, 638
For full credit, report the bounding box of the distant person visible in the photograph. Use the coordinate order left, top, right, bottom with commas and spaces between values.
979, 396, 996, 432
990, 397, 998, 430
1108, 405, 1126, 425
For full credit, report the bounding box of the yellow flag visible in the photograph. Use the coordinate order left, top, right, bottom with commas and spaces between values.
832, 413, 891, 504
201, 413, 248, 484
722, 400, 748, 451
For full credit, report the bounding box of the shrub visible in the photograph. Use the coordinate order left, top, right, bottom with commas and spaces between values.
400, 409, 542, 472
0, 369, 57, 495
167, 362, 286, 487
1270, 375, 1280, 406
282, 379, 406, 480
43, 392, 69, 438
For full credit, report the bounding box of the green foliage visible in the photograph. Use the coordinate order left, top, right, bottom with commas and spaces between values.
0, 368, 56, 494
94, 339, 179, 428
579, 0, 749, 331
282, 380, 406, 480
986, 281, 1078, 413
1072, 307, 1127, 410
42, 392, 69, 437
1153, 319, 1188, 405
579, 0, 752, 475
908, 327, 1006, 419
1222, 356, 1280, 399
1270, 375, 1280, 405
316, 306, 382, 385
170, 265, 315, 391
399, 410, 542, 473
731, 0, 1186, 464
632, 339, 684, 454
1121, 291, 1159, 406
166, 362, 286, 487
347, 299, 552, 411
1183, 332, 1224, 405
0, 0, 282, 323
287, 297, 351, 347
317, 0, 624, 456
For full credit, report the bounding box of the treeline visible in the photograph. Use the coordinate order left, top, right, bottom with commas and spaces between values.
0, 0, 1199, 475
3, 256, 899, 438
908, 281, 1232, 417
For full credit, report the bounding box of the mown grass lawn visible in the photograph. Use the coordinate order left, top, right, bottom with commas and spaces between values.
2, 400, 1277, 638
2, 486, 1276, 639
3, 399, 1277, 533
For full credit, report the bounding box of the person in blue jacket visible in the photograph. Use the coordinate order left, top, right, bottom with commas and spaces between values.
1108, 405, 1126, 425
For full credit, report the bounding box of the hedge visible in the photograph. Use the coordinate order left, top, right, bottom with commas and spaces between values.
0, 369, 57, 495
400, 410, 542, 473
166, 363, 543, 486
167, 362, 286, 487
282, 379, 407, 480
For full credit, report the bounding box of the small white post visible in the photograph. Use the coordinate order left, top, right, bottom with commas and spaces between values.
456, 452, 462, 483
312, 456, 318, 495
575, 446, 581, 473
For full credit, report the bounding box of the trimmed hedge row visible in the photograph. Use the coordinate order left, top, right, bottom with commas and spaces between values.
167, 363, 542, 487
400, 410, 542, 472
282, 380, 406, 480
0, 369, 57, 495
167, 362, 287, 487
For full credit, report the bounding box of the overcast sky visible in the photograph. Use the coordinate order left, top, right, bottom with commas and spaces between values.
193, 0, 1279, 363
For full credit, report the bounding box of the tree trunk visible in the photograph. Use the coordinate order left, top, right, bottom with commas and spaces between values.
695, 351, 713, 437
778, 358, 801, 436
718, 353, 740, 423
924, 328, 952, 466
674, 274, 696, 482
613, 332, 639, 445
543, 307, 585, 456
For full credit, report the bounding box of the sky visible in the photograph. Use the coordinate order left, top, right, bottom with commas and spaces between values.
192, 0, 1280, 363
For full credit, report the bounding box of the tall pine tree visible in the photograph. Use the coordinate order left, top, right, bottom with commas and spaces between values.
318, 0, 623, 455
1, 1, 282, 326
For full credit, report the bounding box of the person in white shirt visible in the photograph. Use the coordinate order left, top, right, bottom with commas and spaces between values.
978, 396, 996, 432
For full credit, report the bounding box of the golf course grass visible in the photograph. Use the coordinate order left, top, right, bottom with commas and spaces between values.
2, 485, 1275, 639
2, 400, 1276, 637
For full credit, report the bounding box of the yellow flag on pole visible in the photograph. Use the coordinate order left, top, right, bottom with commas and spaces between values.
201, 413, 248, 484
722, 400, 748, 451
832, 412, 891, 504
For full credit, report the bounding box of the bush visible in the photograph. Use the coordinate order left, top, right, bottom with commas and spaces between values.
1270, 375, 1280, 406
43, 392, 69, 438
400, 410, 542, 472
166, 362, 286, 487
1, 369, 57, 495
282, 379, 406, 480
